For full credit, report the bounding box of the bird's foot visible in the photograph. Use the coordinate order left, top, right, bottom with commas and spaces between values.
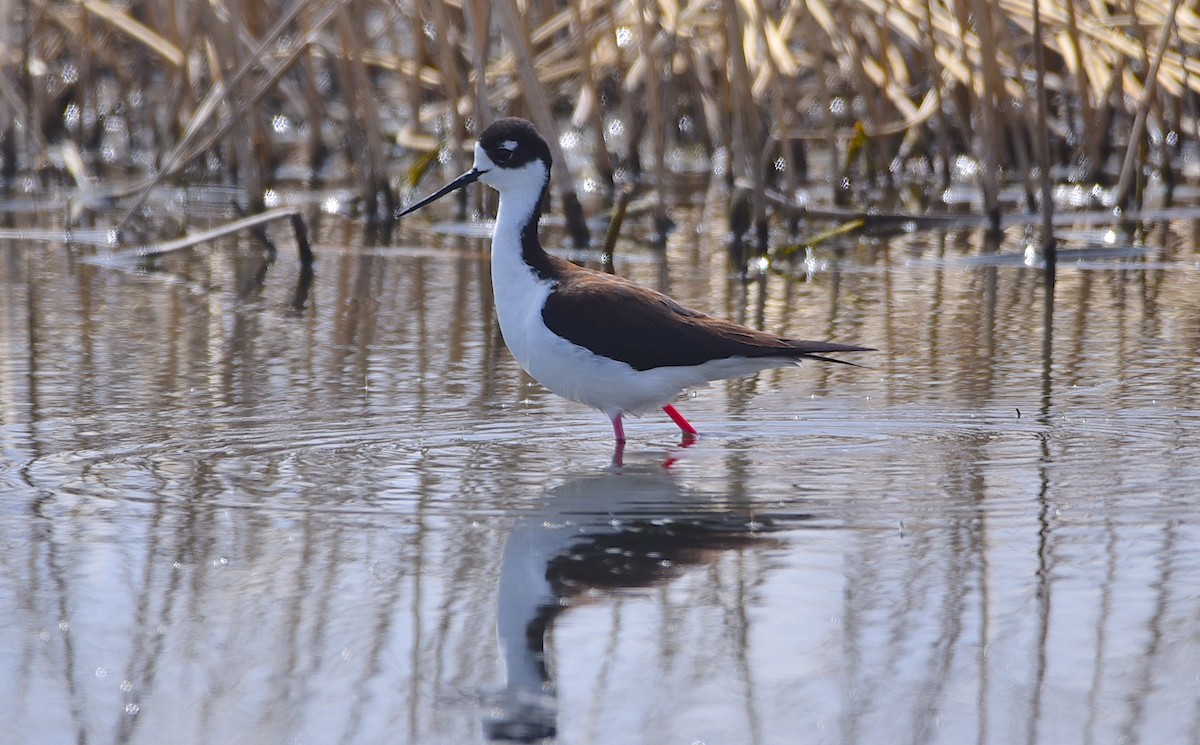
610, 440, 626, 468
662, 404, 699, 437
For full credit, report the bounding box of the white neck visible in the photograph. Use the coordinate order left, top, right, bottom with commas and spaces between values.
487, 172, 554, 371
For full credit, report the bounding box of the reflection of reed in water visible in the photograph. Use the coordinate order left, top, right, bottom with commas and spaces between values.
486, 466, 795, 742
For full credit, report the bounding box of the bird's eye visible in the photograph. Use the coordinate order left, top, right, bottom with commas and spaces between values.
491, 148, 513, 164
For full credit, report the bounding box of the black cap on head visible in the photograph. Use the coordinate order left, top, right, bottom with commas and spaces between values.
396, 118, 553, 220
478, 117, 553, 171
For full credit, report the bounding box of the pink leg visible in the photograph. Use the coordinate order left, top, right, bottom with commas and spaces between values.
611, 440, 626, 468
610, 414, 627, 442
663, 404, 699, 437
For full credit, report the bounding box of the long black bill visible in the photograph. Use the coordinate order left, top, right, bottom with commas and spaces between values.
396, 168, 483, 218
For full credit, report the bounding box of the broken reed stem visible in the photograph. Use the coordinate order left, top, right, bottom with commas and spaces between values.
601, 185, 633, 273
111, 207, 313, 266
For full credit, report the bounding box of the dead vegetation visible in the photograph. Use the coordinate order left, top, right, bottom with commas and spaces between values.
1, 0, 1198, 251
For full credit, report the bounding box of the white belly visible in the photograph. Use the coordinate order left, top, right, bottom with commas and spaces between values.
489, 247, 705, 417
492, 259, 790, 417
487, 197, 792, 419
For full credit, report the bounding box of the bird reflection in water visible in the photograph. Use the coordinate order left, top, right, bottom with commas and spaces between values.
484, 459, 798, 742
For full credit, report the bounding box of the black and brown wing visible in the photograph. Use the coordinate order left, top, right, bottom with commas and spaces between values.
541, 265, 873, 371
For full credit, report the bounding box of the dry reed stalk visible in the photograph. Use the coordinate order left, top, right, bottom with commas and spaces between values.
77, 0, 185, 67
492, 0, 591, 246
600, 0, 649, 177
989, 7, 1037, 210
205, 0, 269, 213
428, 0, 469, 216
601, 185, 633, 273
1115, 0, 1182, 212
163, 3, 195, 145
0, 0, 33, 180
676, 41, 722, 157
721, 0, 767, 253
114, 0, 341, 229
863, 3, 897, 188
844, 26, 883, 188
565, 0, 614, 190
459, 0, 493, 216
634, 0, 669, 238
76, 0, 96, 159
349, 3, 396, 221
461, 0, 493, 129
297, 2, 329, 173
800, 0, 839, 193
1060, 0, 1094, 168
964, 0, 1003, 231
403, 0, 428, 136
11, 0, 1200, 246
916, 0, 951, 184
1031, 0, 1055, 267
748, 0, 801, 223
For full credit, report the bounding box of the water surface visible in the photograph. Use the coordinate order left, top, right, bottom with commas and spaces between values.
2, 202, 1199, 744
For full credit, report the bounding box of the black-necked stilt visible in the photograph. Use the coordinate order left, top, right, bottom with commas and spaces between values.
399, 117, 873, 442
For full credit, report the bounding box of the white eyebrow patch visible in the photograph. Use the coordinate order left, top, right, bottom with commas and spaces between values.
501, 140, 518, 151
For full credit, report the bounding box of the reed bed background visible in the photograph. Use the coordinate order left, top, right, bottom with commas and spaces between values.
1, 0, 1198, 251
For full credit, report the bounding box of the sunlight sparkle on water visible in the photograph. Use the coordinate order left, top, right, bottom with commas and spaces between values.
953, 154, 979, 178
802, 246, 828, 279
1023, 244, 1039, 266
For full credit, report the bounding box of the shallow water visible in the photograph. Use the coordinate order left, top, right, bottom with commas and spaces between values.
2, 201, 1200, 745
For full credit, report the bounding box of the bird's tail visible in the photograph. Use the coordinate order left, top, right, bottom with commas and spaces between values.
789, 341, 876, 367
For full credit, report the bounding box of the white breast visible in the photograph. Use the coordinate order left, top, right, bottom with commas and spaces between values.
484, 154, 791, 419
490, 237, 728, 418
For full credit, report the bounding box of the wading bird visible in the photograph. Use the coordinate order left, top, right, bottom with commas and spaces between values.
399, 118, 871, 443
